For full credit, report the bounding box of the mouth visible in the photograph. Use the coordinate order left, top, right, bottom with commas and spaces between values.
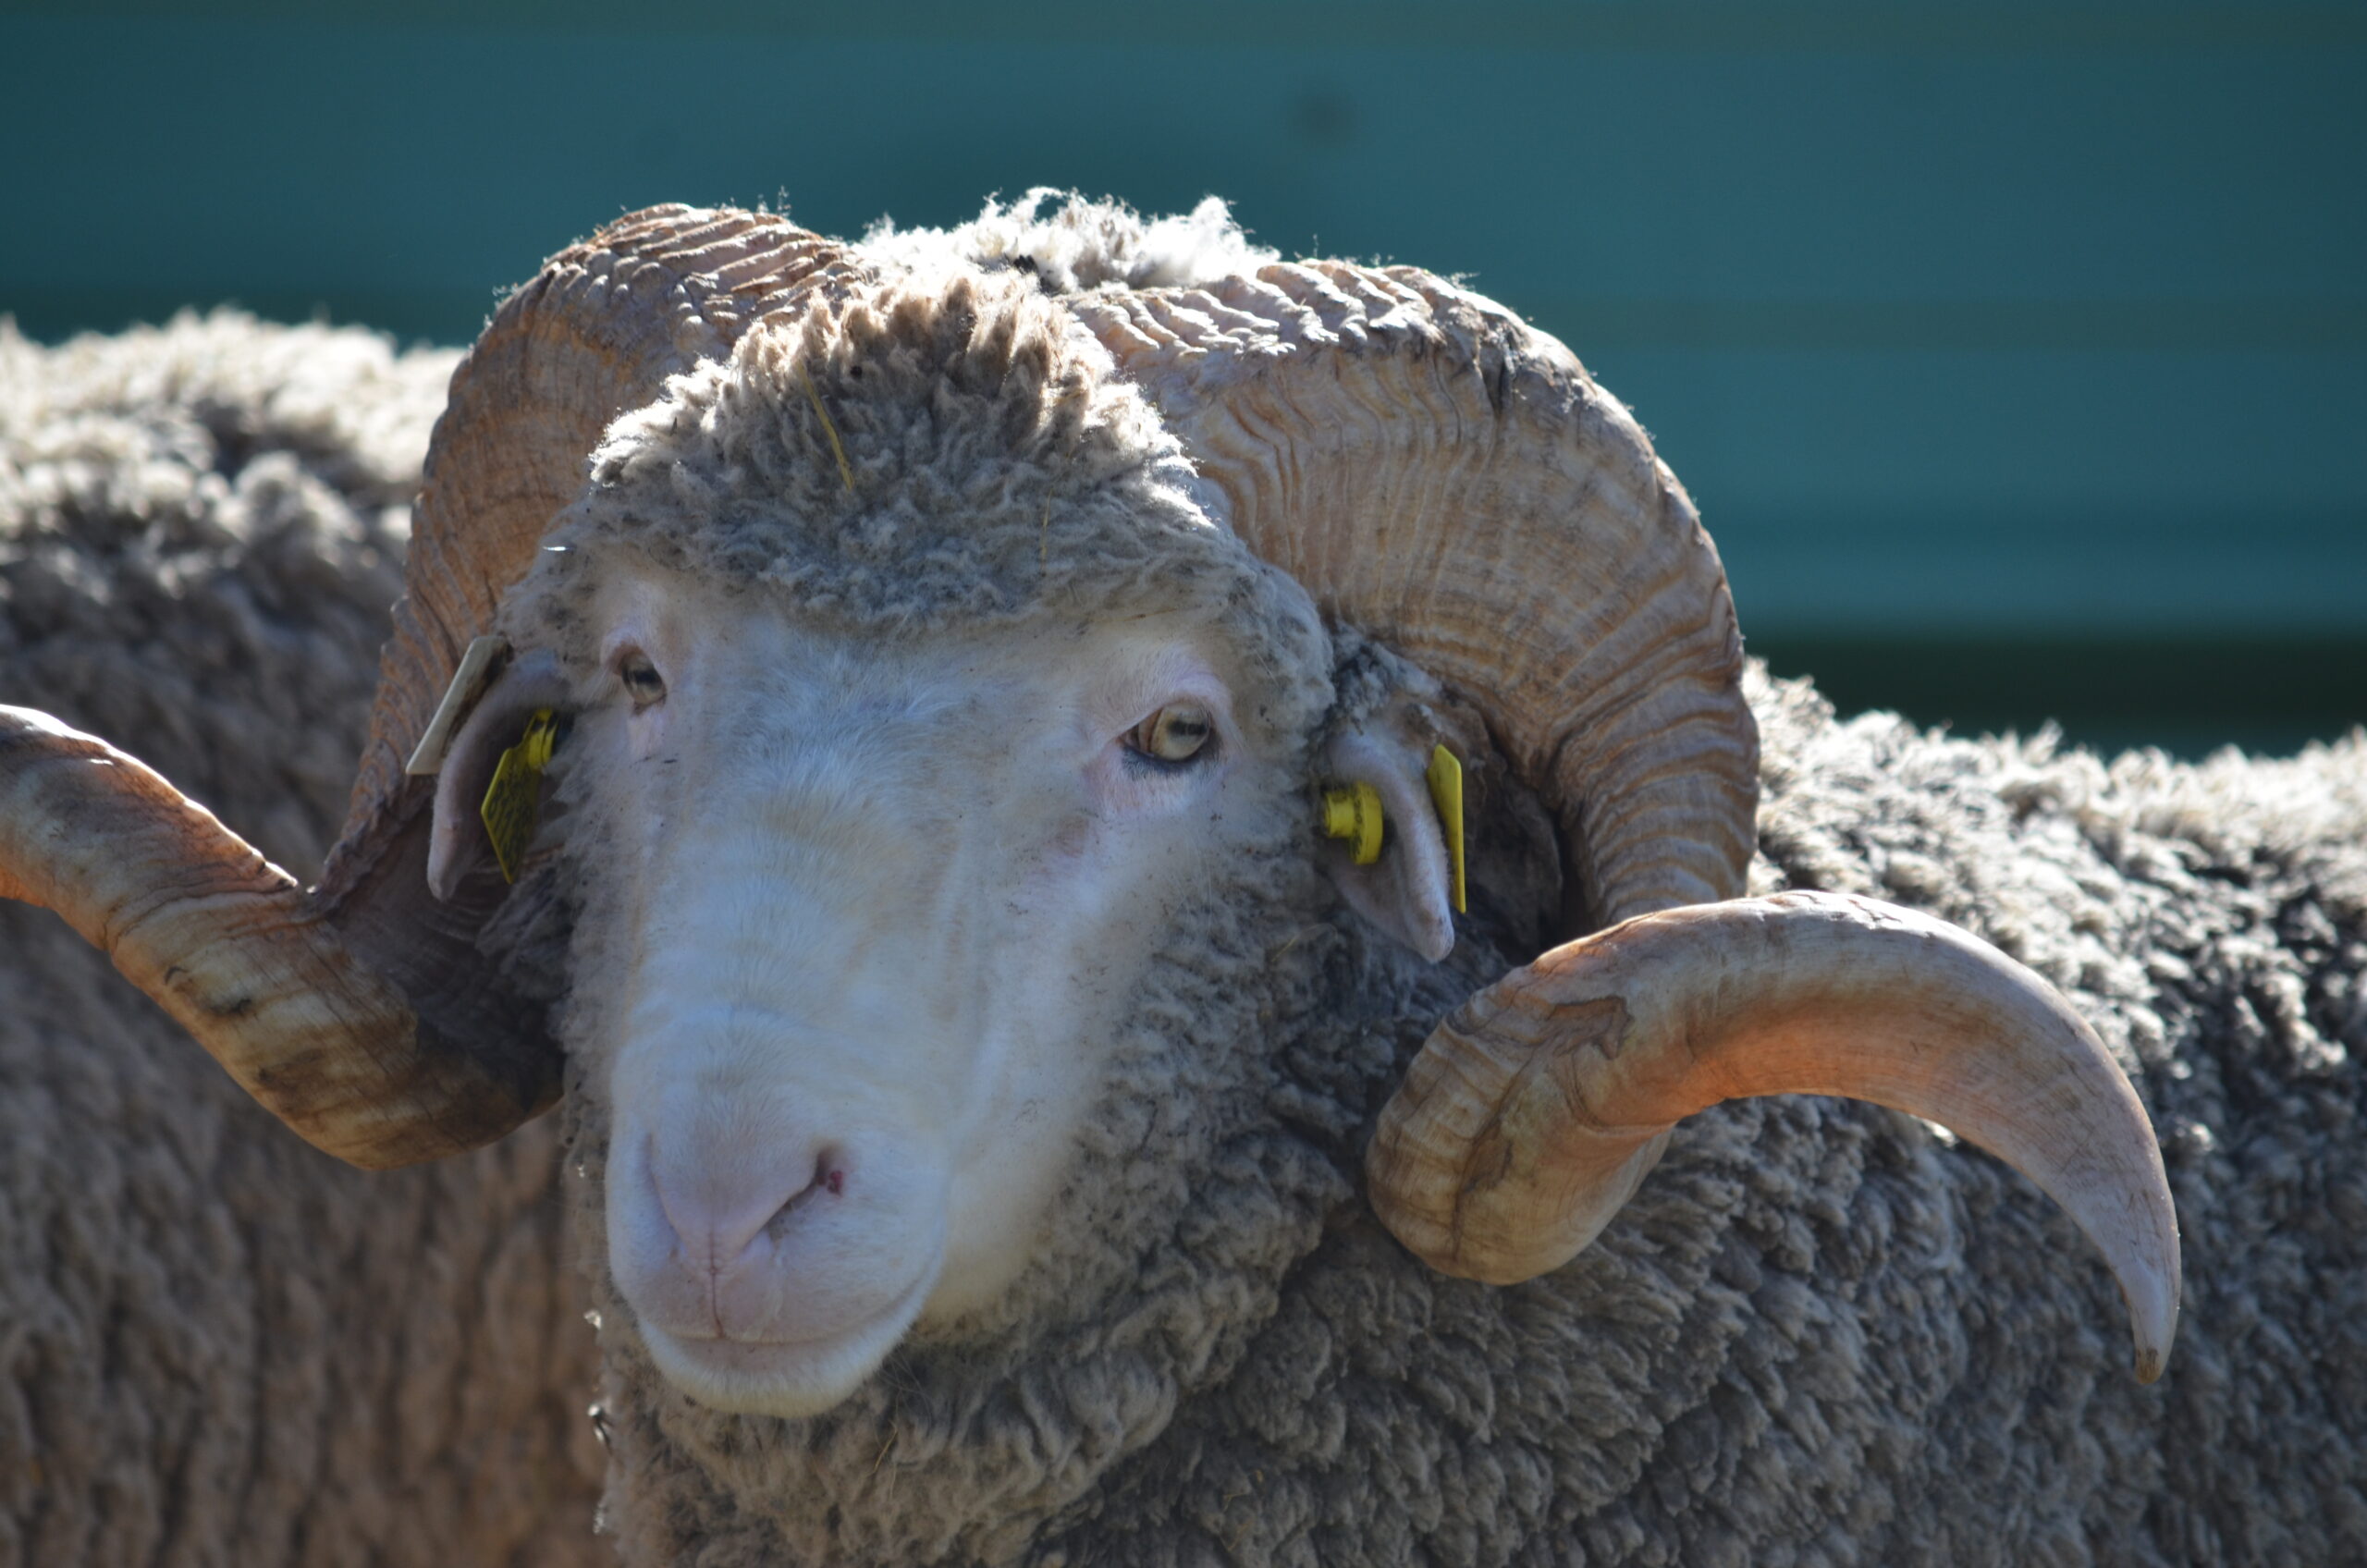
632, 1261, 940, 1417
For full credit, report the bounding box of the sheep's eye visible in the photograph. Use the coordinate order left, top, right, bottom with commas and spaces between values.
618, 651, 666, 710
1129, 703, 1214, 765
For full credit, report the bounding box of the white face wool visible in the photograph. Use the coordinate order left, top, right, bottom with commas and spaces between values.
562, 566, 1309, 1415
458, 265, 1339, 1422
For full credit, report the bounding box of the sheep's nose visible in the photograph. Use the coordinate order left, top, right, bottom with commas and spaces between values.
649, 1143, 848, 1278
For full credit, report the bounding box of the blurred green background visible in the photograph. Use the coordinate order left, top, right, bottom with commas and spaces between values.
5, 1, 2361, 756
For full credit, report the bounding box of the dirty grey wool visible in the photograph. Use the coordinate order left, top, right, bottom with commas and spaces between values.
1030, 678, 2367, 1568
587, 661, 2367, 1568
0, 314, 606, 1567
9, 309, 2367, 1568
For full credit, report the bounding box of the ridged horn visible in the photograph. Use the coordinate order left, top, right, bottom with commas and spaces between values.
1075, 260, 2177, 1380
1072, 264, 1756, 930
1367, 891, 2182, 1381
322, 203, 869, 906
0, 709, 536, 1167
0, 207, 868, 1168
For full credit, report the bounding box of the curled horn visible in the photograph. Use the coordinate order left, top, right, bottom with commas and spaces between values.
0, 207, 867, 1168
1367, 893, 2181, 1380
0, 707, 535, 1166
1073, 263, 1755, 931
1076, 265, 2177, 1376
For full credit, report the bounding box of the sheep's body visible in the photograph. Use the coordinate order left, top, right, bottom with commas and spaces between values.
6, 254, 2365, 1568
1044, 680, 2367, 1568
586, 664, 2367, 1568
0, 315, 604, 1566
560, 203, 2367, 1566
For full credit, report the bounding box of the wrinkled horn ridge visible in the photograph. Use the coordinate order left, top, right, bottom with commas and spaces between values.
0, 708, 547, 1169
0, 208, 869, 1168
1367, 889, 2182, 1381
1076, 263, 1758, 935
326, 205, 870, 904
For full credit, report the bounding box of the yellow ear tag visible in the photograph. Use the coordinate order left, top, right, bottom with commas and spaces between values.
1426, 744, 1466, 914
1321, 781, 1386, 866
480, 708, 558, 884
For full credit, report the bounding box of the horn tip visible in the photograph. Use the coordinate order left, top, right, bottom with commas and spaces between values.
2122, 1252, 2180, 1385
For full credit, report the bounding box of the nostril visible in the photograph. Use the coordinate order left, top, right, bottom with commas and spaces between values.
762, 1153, 843, 1242
648, 1139, 842, 1271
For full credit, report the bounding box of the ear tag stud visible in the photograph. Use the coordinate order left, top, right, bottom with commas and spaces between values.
1321, 782, 1386, 865
1426, 744, 1466, 914
480, 708, 558, 884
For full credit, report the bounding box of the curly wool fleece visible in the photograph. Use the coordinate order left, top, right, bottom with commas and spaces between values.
502, 243, 2367, 1566
577, 655, 2367, 1568
0, 312, 606, 1568
543, 267, 1283, 641
9, 288, 2367, 1567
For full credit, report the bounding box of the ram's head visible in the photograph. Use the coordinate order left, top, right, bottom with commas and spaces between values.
0, 208, 2178, 1418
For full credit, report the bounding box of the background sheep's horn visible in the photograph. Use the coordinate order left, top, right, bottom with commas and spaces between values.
3, 207, 868, 1168
0, 709, 546, 1168
1366, 890, 2182, 1382
1073, 264, 1756, 933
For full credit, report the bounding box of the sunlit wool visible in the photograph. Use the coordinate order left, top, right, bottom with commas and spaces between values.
5, 205, 2366, 1568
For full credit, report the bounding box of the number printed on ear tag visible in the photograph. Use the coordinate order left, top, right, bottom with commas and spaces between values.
480, 708, 558, 884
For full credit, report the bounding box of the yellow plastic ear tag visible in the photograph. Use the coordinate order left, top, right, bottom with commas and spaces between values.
1321, 781, 1385, 865
1426, 744, 1466, 914
480, 708, 558, 884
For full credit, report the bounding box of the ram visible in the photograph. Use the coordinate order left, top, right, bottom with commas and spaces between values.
5, 198, 2362, 1566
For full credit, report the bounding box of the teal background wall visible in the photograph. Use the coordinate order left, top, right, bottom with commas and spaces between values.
5, 2, 2361, 754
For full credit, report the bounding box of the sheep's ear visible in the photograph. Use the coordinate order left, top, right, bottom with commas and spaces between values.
1318, 696, 1465, 963
423, 650, 571, 901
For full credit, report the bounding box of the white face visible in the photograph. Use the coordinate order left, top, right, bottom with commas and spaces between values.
561, 569, 1296, 1417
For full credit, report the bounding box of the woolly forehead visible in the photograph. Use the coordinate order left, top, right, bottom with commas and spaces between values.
505, 273, 1333, 730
